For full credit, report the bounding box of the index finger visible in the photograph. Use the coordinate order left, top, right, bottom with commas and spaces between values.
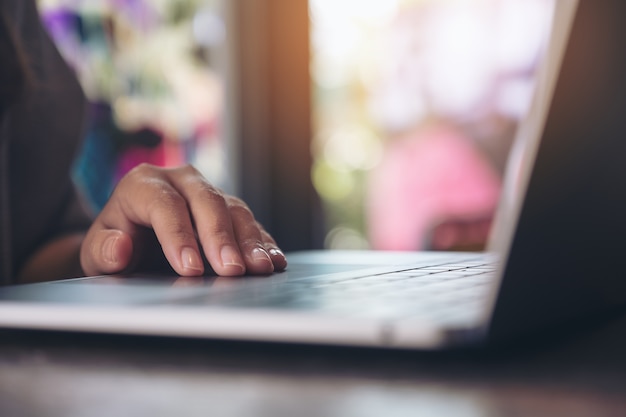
98, 165, 206, 276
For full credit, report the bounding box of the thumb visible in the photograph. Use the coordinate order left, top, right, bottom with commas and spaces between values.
81, 228, 134, 276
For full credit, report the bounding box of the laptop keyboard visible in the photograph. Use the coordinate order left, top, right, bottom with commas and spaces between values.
290, 260, 496, 325
167, 255, 498, 327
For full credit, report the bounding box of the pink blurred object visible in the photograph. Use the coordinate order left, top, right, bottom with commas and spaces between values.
115, 139, 185, 183
367, 125, 501, 251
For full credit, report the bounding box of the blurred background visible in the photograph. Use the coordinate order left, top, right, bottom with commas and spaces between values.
37, 0, 554, 253
38, 0, 229, 211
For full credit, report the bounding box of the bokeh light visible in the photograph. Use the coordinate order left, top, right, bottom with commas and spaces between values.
310, 0, 554, 250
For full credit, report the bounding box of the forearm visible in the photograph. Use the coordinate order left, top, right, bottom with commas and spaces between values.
17, 232, 85, 283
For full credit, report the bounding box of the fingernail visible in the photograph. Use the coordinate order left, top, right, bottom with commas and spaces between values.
103, 235, 119, 264
181, 247, 203, 273
268, 248, 285, 258
220, 246, 245, 273
251, 247, 272, 266
268, 248, 287, 271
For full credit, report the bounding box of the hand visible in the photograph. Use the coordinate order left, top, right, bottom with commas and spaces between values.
80, 164, 287, 277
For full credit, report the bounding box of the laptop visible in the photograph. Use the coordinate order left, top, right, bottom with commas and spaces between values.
1, 0, 626, 349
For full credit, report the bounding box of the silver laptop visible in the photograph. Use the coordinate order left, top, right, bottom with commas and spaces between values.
1, 0, 625, 349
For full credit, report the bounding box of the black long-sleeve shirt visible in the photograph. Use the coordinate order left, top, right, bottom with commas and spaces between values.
0, 0, 92, 285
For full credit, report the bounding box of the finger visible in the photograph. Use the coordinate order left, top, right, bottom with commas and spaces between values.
98, 167, 205, 277
227, 200, 274, 275
259, 228, 287, 271
142, 184, 205, 276
81, 228, 134, 275
167, 166, 246, 276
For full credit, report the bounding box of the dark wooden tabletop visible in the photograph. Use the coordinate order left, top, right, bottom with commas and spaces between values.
1, 311, 625, 417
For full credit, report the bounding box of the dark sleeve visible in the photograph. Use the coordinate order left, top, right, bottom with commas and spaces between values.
0, 0, 92, 283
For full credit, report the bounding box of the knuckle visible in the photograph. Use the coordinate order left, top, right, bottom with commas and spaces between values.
173, 163, 202, 181
200, 186, 227, 206
129, 162, 159, 178
118, 163, 160, 189
147, 186, 186, 214
226, 195, 247, 208
181, 163, 200, 175
228, 203, 254, 221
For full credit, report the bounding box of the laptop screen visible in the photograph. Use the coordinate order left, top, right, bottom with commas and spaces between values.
488, 0, 578, 255
487, 0, 626, 341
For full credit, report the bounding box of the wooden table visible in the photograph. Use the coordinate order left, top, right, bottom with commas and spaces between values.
1, 312, 625, 417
